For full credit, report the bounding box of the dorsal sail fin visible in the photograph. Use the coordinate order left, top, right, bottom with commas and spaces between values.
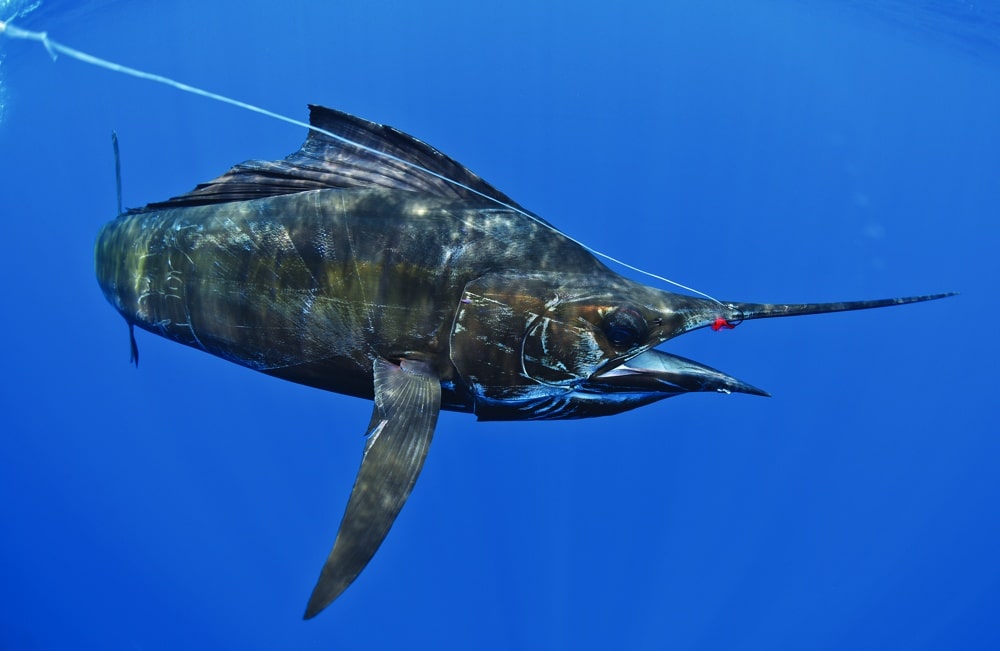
137, 105, 523, 211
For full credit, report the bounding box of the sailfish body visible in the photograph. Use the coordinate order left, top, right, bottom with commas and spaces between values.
94, 105, 951, 618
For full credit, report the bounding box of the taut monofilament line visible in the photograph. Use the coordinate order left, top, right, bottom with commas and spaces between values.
0, 18, 724, 304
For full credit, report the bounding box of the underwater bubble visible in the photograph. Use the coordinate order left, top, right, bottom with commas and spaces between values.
0, 0, 40, 126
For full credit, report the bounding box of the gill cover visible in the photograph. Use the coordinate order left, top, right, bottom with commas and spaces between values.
451, 272, 623, 400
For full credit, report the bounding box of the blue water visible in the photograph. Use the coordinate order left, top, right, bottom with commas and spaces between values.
1, 1, 997, 649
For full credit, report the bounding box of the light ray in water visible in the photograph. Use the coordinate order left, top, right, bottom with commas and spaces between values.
0, 44, 4, 125
0, 18, 722, 304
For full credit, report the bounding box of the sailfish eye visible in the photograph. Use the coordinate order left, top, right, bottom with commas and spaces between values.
602, 306, 647, 348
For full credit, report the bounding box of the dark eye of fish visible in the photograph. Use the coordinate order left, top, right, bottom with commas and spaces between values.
602, 306, 648, 348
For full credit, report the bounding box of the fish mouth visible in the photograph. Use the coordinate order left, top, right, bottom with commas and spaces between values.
590, 349, 769, 398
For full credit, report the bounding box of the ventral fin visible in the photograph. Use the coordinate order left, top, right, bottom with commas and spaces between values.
303, 357, 441, 619
140, 105, 522, 211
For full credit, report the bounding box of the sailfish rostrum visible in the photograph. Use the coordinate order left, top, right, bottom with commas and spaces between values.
95, 105, 952, 618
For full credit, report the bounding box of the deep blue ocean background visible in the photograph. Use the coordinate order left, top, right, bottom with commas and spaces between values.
1, 1, 997, 649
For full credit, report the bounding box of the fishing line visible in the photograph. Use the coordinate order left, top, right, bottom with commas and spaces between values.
0, 18, 723, 304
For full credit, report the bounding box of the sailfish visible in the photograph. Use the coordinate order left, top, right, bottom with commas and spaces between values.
94, 105, 952, 618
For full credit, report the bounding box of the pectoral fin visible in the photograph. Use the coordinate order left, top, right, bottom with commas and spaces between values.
304, 357, 441, 619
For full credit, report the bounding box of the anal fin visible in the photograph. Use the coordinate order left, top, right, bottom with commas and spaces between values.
304, 357, 441, 619
128, 321, 139, 367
